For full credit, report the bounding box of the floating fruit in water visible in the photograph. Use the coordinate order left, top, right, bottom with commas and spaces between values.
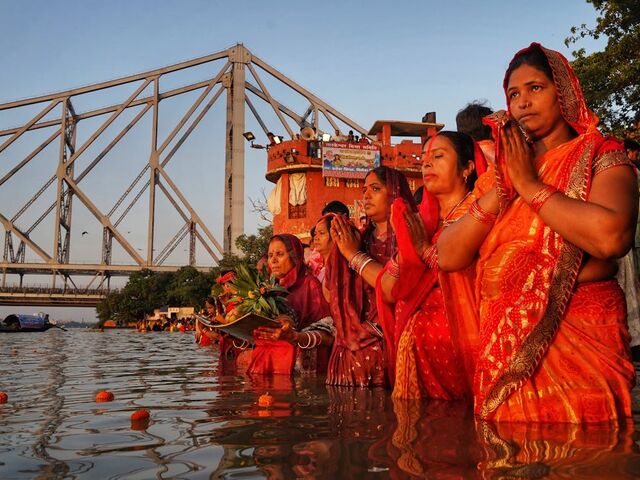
95, 390, 114, 402
0, 391, 7, 404
131, 409, 150, 421
258, 392, 274, 407
130, 409, 151, 430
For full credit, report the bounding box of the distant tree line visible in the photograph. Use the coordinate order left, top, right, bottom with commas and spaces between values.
96, 225, 272, 325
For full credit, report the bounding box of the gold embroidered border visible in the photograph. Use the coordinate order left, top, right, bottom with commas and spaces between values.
543, 46, 581, 126
480, 139, 597, 418
593, 150, 632, 176
484, 110, 512, 211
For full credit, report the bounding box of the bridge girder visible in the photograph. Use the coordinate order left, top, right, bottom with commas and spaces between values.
0, 43, 369, 299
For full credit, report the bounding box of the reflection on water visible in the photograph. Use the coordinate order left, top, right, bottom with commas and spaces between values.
1, 330, 639, 479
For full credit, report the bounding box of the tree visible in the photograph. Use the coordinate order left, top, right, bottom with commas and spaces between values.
565, 0, 640, 134
165, 266, 215, 309
95, 226, 274, 323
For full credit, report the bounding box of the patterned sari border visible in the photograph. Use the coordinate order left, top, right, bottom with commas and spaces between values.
479, 139, 597, 417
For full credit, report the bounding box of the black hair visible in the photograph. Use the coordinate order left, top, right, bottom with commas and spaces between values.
624, 139, 640, 151
413, 185, 424, 204
321, 200, 349, 217
505, 46, 554, 86
366, 165, 388, 184
205, 296, 216, 305
435, 131, 479, 189
456, 101, 494, 141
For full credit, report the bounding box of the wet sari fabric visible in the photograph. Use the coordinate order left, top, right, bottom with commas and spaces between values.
325, 168, 415, 387
477, 43, 635, 422
379, 142, 489, 400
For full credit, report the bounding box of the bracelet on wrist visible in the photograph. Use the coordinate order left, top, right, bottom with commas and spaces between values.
420, 245, 438, 268
387, 255, 400, 278
529, 184, 558, 214
349, 251, 374, 275
469, 199, 498, 225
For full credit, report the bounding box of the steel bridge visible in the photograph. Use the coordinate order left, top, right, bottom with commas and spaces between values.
0, 44, 367, 306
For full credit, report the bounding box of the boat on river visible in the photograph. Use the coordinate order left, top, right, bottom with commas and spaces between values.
0, 313, 64, 332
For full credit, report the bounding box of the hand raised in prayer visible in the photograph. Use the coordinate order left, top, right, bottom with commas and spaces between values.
402, 206, 431, 259
502, 120, 540, 197
330, 214, 361, 261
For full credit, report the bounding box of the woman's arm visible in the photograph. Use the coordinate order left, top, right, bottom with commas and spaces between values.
521, 166, 638, 259
436, 188, 499, 271
504, 123, 638, 259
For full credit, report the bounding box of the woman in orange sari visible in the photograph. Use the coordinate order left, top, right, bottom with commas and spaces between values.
377, 131, 488, 399
437, 43, 637, 423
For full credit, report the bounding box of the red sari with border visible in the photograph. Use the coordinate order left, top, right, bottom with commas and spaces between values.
476, 43, 635, 422
378, 141, 489, 400
247, 234, 332, 376
325, 167, 416, 387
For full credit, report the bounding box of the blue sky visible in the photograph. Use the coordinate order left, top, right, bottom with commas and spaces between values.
0, 0, 602, 320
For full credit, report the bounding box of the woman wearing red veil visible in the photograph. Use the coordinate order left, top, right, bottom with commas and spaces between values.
327, 166, 416, 387
437, 43, 637, 422
248, 233, 334, 376
377, 131, 489, 399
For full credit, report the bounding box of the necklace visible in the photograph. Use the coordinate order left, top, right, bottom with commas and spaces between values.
440, 191, 472, 227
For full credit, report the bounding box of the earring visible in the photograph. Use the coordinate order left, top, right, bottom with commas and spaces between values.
463, 174, 469, 184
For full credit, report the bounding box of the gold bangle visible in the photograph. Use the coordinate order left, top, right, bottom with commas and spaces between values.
469, 199, 498, 225
529, 184, 558, 213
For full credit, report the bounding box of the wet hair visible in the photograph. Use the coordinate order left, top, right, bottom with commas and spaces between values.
321, 200, 349, 217
456, 101, 494, 141
435, 131, 479, 189
505, 46, 554, 86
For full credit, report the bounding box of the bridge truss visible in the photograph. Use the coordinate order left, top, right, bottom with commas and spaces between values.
0, 44, 367, 303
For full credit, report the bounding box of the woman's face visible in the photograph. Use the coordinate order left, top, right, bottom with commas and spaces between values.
362, 172, 389, 222
506, 63, 566, 141
313, 219, 333, 257
422, 136, 470, 195
268, 239, 295, 279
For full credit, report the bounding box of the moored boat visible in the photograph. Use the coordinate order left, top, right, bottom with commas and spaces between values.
0, 313, 63, 332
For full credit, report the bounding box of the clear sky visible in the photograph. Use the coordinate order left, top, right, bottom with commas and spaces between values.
0, 0, 602, 321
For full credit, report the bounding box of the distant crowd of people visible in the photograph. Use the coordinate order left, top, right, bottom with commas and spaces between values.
195, 43, 640, 424
137, 317, 195, 333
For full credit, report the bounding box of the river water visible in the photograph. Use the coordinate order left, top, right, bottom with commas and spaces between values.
1, 329, 640, 479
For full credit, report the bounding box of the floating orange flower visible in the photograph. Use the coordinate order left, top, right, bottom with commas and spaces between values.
0, 391, 7, 404
258, 392, 274, 407
95, 390, 114, 402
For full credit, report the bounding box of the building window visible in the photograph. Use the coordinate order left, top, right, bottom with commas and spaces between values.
345, 179, 359, 188
289, 203, 307, 219
325, 177, 340, 188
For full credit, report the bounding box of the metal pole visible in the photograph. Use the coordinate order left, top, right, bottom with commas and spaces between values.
223, 45, 249, 254
147, 77, 159, 266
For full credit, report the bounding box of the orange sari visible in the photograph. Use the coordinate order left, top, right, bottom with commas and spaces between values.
476, 43, 635, 422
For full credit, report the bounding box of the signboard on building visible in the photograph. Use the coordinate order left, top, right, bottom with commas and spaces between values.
321, 142, 380, 179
